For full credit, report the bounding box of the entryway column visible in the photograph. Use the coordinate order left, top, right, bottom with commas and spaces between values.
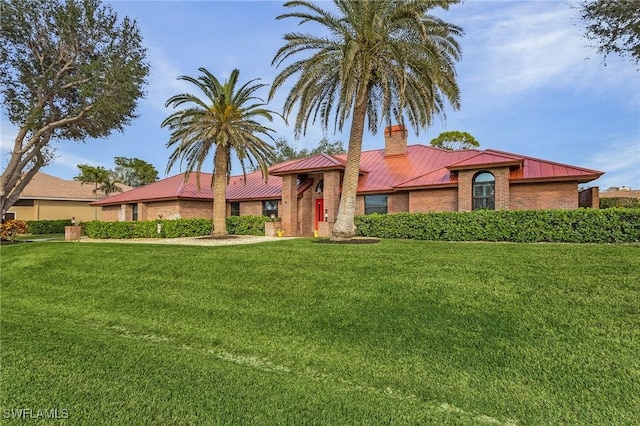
280, 174, 298, 236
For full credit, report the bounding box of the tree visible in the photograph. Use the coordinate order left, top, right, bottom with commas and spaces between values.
309, 138, 345, 157
97, 172, 123, 196
162, 68, 277, 237
579, 0, 640, 65
75, 164, 110, 196
270, 0, 462, 240
74, 164, 121, 197
0, 0, 149, 219
269, 137, 345, 165
113, 157, 158, 187
429, 131, 480, 150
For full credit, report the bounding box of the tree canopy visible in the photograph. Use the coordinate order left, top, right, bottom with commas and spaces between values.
579, 0, 640, 65
113, 157, 158, 187
75, 157, 158, 193
269, 137, 345, 165
0, 0, 149, 217
429, 131, 480, 150
74, 164, 122, 197
270, 0, 462, 240
162, 68, 277, 236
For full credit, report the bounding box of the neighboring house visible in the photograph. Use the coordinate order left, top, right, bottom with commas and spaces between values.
5, 172, 131, 222
92, 125, 603, 236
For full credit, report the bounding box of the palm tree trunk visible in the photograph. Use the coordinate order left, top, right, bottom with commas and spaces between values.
331, 92, 369, 241
212, 145, 229, 236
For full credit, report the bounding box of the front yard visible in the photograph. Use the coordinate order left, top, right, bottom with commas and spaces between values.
1, 240, 638, 424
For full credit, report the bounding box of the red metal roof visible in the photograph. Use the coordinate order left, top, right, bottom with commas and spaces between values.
269, 153, 349, 175
446, 151, 523, 171
93, 144, 603, 206
92, 171, 282, 206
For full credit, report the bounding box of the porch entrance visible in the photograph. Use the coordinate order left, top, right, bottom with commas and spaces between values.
315, 198, 324, 231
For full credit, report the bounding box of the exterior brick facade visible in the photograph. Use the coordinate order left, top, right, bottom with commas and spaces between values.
91, 126, 602, 237
510, 182, 579, 210
410, 188, 458, 212
388, 192, 409, 213
458, 167, 510, 212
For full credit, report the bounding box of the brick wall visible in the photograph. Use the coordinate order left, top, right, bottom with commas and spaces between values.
323, 170, 341, 226
355, 195, 365, 215
178, 200, 213, 218
144, 201, 182, 220
409, 188, 458, 212
579, 186, 600, 208
280, 175, 297, 236
388, 192, 409, 213
101, 205, 120, 221
240, 200, 263, 216
510, 181, 578, 210
458, 167, 510, 211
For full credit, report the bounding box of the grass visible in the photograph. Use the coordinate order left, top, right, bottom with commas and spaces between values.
1, 239, 639, 425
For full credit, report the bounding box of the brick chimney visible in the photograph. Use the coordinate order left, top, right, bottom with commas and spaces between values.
384, 124, 407, 156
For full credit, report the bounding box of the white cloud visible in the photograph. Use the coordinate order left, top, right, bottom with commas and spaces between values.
457, 1, 635, 102
585, 133, 640, 189
142, 46, 195, 114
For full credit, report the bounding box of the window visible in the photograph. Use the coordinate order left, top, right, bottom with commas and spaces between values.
230, 202, 240, 216
4, 212, 16, 221
473, 172, 495, 210
364, 195, 388, 214
262, 201, 278, 218
131, 203, 138, 221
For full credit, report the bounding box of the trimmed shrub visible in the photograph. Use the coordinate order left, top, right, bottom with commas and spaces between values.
84, 218, 212, 239
84, 216, 268, 239
226, 215, 269, 236
355, 209, 640, 243
600, 197, 640, 209
26, 219, 72, 234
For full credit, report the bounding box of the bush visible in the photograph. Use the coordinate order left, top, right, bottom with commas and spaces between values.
1, 220, 28, 241
84, 218, 212, 239
83, 216, 269, 239
26, 219, 72, 234
600, 197, 640, 209
355, 209, 640, 244
226, 215, 269, 236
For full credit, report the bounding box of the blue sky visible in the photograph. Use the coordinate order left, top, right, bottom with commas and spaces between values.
1, 0, 639, 190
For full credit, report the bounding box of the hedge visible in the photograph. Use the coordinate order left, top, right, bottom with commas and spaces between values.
600, 197, 640, 209
26, 219, 72, 234
84, 216, 269, 239
354, 209, 640, 243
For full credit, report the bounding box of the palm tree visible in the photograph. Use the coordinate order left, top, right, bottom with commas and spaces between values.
270, 0, 463, 240
162, 68, 277, 236
98, 172, 123, 197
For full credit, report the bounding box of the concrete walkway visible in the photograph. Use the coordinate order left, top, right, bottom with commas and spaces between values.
78, 235, 299, 246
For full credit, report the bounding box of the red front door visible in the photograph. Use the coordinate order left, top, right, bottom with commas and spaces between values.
315, 199, 324, 230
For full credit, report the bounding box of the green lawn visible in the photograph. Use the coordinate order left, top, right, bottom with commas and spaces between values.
1, 240, 638, 425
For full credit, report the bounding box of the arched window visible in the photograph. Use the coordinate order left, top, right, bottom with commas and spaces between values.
473, 172, 495, 210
